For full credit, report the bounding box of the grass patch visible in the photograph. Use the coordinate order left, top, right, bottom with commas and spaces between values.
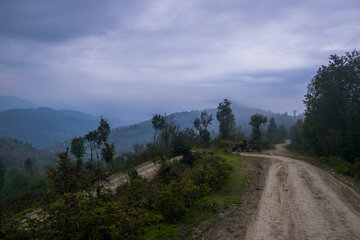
140, 224, 181, 240
138, 148, 249, 239
13, 206, 36, 218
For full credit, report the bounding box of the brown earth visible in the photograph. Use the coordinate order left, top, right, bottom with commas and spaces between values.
197, 141, 360, 240
105, 156, 182, 192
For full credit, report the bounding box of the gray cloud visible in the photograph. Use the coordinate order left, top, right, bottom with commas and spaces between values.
0, 0, 359, 122
0, 0, 119, 41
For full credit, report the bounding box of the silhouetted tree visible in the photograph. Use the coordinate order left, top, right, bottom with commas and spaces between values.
194, 110, 213, 145
97, 117, 111, 144
152, 114, 178, 148
216, 99, 236, 140
249, 114, 267, 142
152, 114, 166, 143
161, 116, 178, 148
71, 137, 86, 167
46, 151, 80, 194
85, 130, 99, 162
102, 143, 116, 168
303, 50, 360, 162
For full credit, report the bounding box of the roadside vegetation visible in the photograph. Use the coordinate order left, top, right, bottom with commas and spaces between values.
289, 50, 360, 180
138, 147, 248, 240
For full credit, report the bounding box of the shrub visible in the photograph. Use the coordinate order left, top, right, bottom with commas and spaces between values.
3, 152, 231, 239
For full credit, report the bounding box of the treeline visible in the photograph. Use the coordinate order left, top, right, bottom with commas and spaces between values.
290, 50, 360, 179
168, 98, 289, 147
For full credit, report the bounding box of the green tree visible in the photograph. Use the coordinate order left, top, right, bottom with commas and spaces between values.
182, 128, 197, 145
303, 50, 360, 162
46, 151, 80, 194
171, 131, 194, 166
266, 117, 278, 144
97, 117, 111, 144
92, 162, 107, 196
194, 110, 213, 145
216, 99, 236, 140
152, 114, 166, 143
161, 116, 178, 148
71, 137, 86, 167
290, 119, 303, 148
152, 114, 178, 148
102, 143, 116, 168
249, 113, 267, 142
85, 130, 100, 162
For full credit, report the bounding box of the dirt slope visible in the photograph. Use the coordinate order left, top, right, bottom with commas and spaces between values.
199, 141, 360, 240
105, 156, 183, 192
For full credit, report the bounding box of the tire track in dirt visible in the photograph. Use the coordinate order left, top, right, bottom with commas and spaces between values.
197, 141, 360, 240
243, 144, 360, 240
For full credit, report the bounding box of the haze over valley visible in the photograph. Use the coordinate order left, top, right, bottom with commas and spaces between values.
0, 1, 359, 239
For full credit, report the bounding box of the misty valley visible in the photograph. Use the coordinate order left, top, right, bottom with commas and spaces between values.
1, 1, 360, 239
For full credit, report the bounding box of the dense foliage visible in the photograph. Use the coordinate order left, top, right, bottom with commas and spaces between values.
303, 50, 360, 164
193, 110, 213, 145
1, 153, 230, 240
290, 119, 303, 149
216, 99, 236, 140
249, 114, 267, 142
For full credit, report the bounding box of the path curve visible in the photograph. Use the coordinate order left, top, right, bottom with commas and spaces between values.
242, 141, 360, 240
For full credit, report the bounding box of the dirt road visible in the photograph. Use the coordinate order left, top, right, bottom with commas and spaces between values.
199, 141, 360, 240
25, 156, 183, 221
105, 156, 183, 192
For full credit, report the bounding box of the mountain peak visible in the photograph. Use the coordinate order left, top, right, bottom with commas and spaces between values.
0, 95, 37, 112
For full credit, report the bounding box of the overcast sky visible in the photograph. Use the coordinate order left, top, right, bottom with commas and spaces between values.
0, 0, 359, 122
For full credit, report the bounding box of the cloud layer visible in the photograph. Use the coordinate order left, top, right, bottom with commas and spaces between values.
0, 0, 359, 121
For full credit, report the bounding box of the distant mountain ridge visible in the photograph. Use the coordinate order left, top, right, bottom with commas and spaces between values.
0, 96, 303, 154
0, 95, 37, 111
109, 103, 303, 153
0, 107, 100, 148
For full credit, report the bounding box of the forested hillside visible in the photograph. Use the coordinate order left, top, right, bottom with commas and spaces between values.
109, 104, 301, 153
0, 138, 56, 169
0, 107, 100, 148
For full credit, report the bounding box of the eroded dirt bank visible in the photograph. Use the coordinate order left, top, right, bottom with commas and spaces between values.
198, 142, 360, 240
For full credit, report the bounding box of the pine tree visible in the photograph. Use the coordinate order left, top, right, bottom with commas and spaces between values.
216, 99, 236, 140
